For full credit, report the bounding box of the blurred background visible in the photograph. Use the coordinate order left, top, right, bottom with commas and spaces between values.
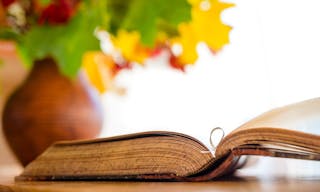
1, 0, 320, 177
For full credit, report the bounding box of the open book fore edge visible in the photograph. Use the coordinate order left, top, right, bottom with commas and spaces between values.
17, 145, 311, 182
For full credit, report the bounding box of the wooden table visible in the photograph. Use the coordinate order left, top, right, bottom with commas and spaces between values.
1, 158, 319, 192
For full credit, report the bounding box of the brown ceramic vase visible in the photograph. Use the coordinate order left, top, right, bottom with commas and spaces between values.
2, 58, 103, 166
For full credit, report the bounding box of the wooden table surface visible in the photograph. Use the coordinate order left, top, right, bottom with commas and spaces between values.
1, 158, 319, 192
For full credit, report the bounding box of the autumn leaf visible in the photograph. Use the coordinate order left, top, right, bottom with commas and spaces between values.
82, 51, 115, 93
172, 0, 233, 64
191, 0, 233, 51
171, 23, 198, 64
83, 0, 233, 92
112, 30, 150, 64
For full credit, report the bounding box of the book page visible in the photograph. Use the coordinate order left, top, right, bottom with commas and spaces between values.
237, 97, 320, 136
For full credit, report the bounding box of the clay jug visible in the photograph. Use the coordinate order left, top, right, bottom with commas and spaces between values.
2, 58, 103, 166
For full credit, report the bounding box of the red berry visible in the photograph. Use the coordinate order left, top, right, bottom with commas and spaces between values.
38, 0, 75, 25
1, 0, 15, 7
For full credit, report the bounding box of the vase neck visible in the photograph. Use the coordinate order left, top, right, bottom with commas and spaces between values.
31, 58, 61, 76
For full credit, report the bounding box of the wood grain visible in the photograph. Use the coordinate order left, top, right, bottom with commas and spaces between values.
1, 162, 320, 192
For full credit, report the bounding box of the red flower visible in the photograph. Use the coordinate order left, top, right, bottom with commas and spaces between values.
38, 0, 76, 25
1, 0, 15, 7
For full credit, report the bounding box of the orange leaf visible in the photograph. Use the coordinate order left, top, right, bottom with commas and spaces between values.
82, 52, 115, 93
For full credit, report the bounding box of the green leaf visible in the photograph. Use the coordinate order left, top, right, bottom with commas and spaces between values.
0, 28, 20, 41
105, 0, 133, 34
17, 1, 109, 77
5, 0, 192, 77
106, 0, 191, 46
38, 0, 51, 6
16, 44, 32, 68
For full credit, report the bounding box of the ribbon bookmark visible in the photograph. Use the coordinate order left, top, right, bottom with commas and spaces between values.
201, 127, 225, 157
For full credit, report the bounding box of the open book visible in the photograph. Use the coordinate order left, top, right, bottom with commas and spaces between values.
17, 98, 320, 181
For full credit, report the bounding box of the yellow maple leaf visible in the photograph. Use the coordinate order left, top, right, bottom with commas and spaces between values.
113, 30, 149, 64
191, 0, 233, 51
82, 52, 115, 93
172, 0, 233, 64
187, 0, 203, 5
155, 31, 169, 45
171, 23, 198, 64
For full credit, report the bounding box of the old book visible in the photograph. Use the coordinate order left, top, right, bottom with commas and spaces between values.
17, 98, 320, 181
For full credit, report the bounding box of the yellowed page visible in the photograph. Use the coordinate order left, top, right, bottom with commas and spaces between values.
237, 97, 320, 135
216, 98, 320, 159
